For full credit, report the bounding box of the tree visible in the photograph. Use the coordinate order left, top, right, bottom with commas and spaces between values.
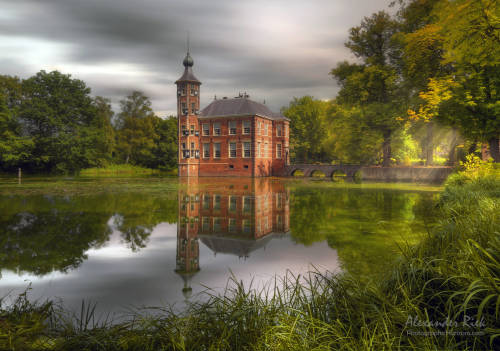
115, 91, 158, 166
151, 116, 178, 170
0, 77, 33, 171
281, 96, 328, 163
324, 103, 382, 164
19, 70, 106, 173
331, 12, 406, 166
92, 96, 115, 165
403, 0, 500, 161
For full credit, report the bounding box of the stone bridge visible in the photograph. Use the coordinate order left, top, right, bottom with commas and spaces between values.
284, 164, 362, 178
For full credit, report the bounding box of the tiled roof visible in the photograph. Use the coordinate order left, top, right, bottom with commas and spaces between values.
175, 67, 200, 83
200, 98, 288, 120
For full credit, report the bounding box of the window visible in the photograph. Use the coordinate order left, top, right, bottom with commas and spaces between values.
182, 125, 188, 136
191, 103, 196, 114
213, 195, 221, 210
243, 142, 251, 158
213, 143, 221, 158
202, 123, 209, 136
264, 123, 268, 136
276, 143, 282, 159
264, 143, 268, 158
203, 194, 210, 210
229, 218, 237, 232
202, 217, 210, 231
257, 142, 261, 157
243, 196, 252, 213
257, 121, 261, 135
191, 142, 195, 149
229, 142, 237, 158
213, 217, 221, 231
229, 196, 237, 211
284, 124, 288, 138
182, 142, 186, 149
243, 219, 251, 234
190, 84, 196, 96
213, 122, 221, 136
203, 143, 210, 158
277, 124, 282, 137
243, 120, 251, 134
181, 102, 187, 115
229, 121, 237, 135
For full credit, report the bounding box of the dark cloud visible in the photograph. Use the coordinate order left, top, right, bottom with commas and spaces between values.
0, 0, 392, 115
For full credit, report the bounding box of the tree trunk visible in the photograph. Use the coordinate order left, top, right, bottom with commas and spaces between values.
382, 130, 392, 167
489, 137, 500, 162
425, 122, 434, 165
446, 129, 458, 166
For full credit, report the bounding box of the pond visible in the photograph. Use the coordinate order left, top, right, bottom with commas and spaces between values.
0, 177, 440, 316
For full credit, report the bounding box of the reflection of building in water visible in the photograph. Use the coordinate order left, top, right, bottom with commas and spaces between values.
175, 178, 290, 297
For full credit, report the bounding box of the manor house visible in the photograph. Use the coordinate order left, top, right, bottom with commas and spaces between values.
176, 51, 290, 177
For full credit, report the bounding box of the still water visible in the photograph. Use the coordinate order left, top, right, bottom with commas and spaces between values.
0, 177, 439, 314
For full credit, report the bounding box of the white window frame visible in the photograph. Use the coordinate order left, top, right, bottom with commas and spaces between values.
202, 123, 209, 136
243, 120, 251, 135
276, 143, 282, 159
229, 142, 237, 158
243, 141, 251, 158
213, 122, 221, 136
277, 124, 282, 137
213, 143, 221, 158
229, 121, 237, 135
203, 143, 210, 158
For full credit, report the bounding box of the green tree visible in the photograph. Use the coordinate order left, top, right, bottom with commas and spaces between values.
402, 0, 500, 161
281, 96, 328, 163
324, 103, 382, 164
151, 116, 178, 170
331, 12, 406, 166
19, 71, 106, 173
115, 91, 158, 166
0, 96, 33, 171
92, 96, 115, 165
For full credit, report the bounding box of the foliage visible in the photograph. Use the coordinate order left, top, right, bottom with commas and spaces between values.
281, 96, 328, 162
0, 72, 178, 174
330, 11, 407, 166
324, 103, 382, 164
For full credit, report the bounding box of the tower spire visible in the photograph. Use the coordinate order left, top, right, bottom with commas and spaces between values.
187, 31, 190, 54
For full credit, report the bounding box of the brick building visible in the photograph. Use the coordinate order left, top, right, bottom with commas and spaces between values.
175, 177, 290, 297
176, 51, 290, 177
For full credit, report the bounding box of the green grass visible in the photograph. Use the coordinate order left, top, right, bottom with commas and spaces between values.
79, 164, 164, 177
0, 168, 498, 350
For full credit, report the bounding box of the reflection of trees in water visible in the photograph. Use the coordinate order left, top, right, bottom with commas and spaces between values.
289, 188, 439, 277
0, 193, 178, 276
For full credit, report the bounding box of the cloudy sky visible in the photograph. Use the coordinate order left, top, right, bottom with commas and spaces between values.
0, 0, 392, 116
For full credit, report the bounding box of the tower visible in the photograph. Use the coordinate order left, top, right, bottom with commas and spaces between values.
176, 49, 201, 176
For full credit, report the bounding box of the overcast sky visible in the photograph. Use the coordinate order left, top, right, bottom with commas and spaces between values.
0, 0, 392, 117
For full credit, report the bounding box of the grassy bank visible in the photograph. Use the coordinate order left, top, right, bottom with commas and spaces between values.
79, 164, 177, 177
1, 167, 498, 350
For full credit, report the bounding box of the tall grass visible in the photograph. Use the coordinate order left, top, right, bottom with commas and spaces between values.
1, 167, 498, 350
